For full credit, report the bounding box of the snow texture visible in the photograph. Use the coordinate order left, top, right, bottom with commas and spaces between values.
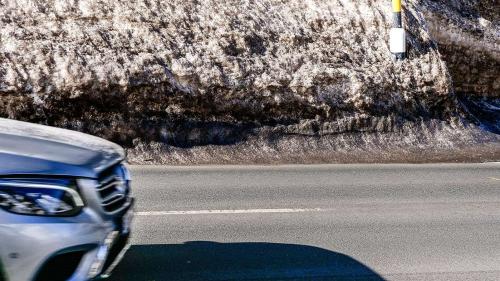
0, 0, 498, 163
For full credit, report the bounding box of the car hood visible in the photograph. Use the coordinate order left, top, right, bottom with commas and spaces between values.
0, 118, 125, 178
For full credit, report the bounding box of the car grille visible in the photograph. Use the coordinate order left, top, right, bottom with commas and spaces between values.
96, 164, 131, 213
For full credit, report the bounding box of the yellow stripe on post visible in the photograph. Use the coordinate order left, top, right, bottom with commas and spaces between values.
392, 0, 401, 12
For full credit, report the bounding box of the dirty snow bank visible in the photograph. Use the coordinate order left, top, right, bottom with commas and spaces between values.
420, 0, 499, 96
0, 0, 498, 163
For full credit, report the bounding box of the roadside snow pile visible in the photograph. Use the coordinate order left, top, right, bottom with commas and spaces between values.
420, 0, 499, 96
0, 0, 498, 163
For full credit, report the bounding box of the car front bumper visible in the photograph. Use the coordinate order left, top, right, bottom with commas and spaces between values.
0, 199, 134, 281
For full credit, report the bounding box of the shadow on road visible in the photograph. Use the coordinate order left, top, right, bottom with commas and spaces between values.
109, 241, 385, 281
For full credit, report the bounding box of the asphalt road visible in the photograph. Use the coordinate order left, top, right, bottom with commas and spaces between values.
110, 163, 500, 281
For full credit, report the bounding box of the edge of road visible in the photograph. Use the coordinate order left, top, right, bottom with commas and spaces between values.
128, 162, 500, 169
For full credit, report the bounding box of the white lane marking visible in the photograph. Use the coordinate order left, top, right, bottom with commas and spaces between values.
488, 177, 500, 181
136, 208, 323, 216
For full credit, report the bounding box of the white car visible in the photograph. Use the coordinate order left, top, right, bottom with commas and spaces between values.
0, 118, 134, 281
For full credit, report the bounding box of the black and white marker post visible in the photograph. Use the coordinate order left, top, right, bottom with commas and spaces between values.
390, 0, 406, 60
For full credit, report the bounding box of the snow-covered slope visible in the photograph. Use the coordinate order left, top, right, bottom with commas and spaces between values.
0, 0, 498, 163
420, 0, 499, 96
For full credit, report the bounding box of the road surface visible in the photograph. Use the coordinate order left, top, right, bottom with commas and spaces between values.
110, 163, 500, 281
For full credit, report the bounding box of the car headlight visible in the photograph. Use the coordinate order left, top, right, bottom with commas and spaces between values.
0, 178, 84, 216
119, 164, 131, 181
